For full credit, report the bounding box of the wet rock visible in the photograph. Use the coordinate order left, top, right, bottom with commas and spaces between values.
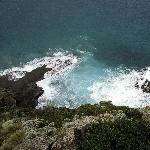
14, 83, 44, 108
141, 79, 150, 93
0, 75, 14, 89
136, 79, 150, 93
0, 65, 52, 108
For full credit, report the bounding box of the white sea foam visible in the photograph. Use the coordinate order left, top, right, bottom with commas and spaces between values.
1, 50, 150, 108
0, 52, 78, 79
88, 68, 150, 108
0, 52, 80, 107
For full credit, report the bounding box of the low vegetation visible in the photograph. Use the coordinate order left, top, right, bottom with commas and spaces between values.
78, 118, 150, 150
0, 89, 150, 150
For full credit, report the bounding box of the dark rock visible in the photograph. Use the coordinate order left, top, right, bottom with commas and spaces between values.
0, 65, 52, 108
141, 79, 150, 93
135, 78, 150, 93
14, 83, 44, 108
0, 75, 14, 89
14, 65, 52, 88
12, 65, 52, 107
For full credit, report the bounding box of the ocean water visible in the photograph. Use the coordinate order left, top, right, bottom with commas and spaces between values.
1, 0, 150, 108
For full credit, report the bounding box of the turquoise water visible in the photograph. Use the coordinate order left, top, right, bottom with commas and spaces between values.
1, 0, 150, 107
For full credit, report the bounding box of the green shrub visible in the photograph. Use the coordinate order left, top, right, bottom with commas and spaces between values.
75, 102, 127, 117
76, 104, 103, 117
22, 118, 56, 139
0, 89, 16, 107
0, 130, 25, 150
0, 119, 24, 150
1, 120, 22, 135
34, 106, 75, 128
124, 108, 142, 120
78, 118, 150, 150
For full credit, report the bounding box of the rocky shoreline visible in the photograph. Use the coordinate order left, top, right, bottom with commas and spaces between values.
0, 65, 51, 108
1, 67, 150, 150
0, 55, 78, 108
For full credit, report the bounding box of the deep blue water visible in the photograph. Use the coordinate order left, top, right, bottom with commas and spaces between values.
1, 0, 150, 107
1, 0, 150, 69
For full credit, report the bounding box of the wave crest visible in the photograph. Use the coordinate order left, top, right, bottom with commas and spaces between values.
88, 68, 150, 108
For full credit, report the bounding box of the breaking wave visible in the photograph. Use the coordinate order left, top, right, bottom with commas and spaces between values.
0, 51, 82, 107
1, 49, 150, 108
88, 67, 150, 108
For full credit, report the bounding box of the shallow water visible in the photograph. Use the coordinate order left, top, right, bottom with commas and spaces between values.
1, 0, 150, 107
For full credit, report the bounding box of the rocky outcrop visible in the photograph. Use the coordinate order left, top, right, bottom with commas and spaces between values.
140, 79, 150, 93
0, 65, 52, 108
135, 78, 150, 93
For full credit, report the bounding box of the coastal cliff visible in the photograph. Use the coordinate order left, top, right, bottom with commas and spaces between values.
1, 66, 150, 150
0, 97, 150, 150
